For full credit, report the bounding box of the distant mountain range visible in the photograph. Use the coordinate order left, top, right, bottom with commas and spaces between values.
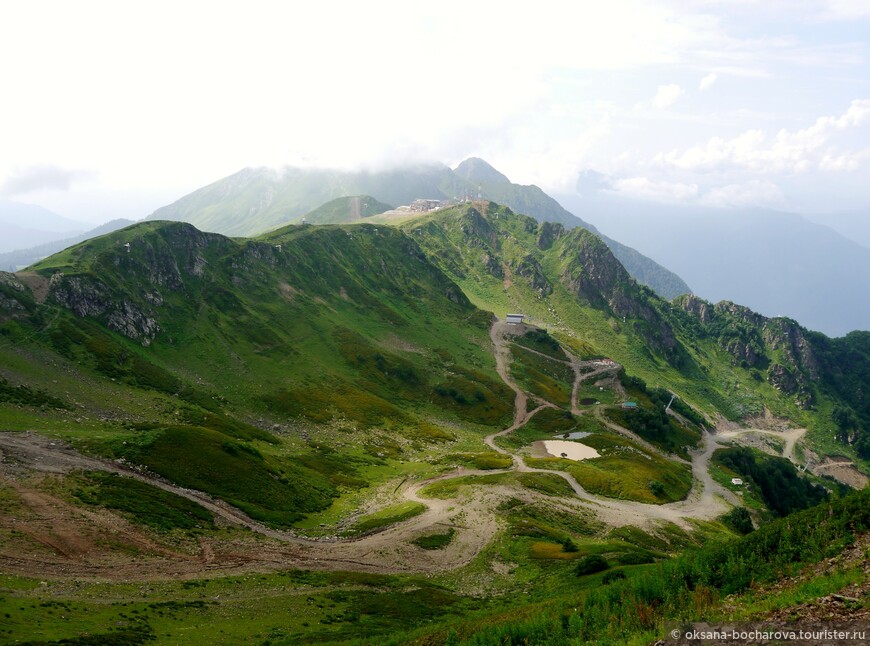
0, 218, 136, 271
146, 159, 691, 300
805, 209, 870, 250
557, 177, 870, 337
0, 200, 90, 253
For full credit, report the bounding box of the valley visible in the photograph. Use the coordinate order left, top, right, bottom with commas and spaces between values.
1, 202, 868, 644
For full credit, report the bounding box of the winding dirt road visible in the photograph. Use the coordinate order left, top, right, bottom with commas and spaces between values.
0, 318, 810, 579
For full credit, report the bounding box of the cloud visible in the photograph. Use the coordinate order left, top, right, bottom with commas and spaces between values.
607, 176, 699, 202
699, 179, 785, 208
1, 165, 94, 196
652, 84, 686, 109
655, 99, 870, 173
821, 0, 870, 19
699, 72, 718, 91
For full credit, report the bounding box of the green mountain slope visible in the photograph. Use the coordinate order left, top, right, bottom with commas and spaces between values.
2, 205, 869, 645
1, 219, 515, 525
398, 202, 870, 458
145, 159, 691, 299
453, 158, 692, 300
302, 195, 392, 224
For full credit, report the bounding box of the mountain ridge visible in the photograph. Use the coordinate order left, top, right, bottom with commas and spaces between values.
2, 204, 868, 644
145, 160, 692, 300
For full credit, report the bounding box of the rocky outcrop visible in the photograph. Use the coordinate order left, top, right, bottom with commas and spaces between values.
459, 208, 498, 249
678, 294, 712, 324
559, 229, 681, 360
49, 274, 159, 346
0, 273, 29, 317
513, 255, 552, 296
768, 362, 814, 409
763, 319, 819, 380
536, 221, 565, 250
482, 252, 503, 278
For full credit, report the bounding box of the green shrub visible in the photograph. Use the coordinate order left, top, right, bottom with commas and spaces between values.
602, 570, 627, 585
721, 506, 754, 535
575, 554, 608, 576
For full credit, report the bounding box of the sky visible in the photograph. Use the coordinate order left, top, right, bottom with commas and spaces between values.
1, 0, 869, 224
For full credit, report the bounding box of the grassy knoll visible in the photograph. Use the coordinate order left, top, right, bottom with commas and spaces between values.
412, 528, 456, 550
512, 328, 565, 360
509, 344, 574, 408
343, 501, 426, 536
71, 471, 214, 532
441, 451, 513, 470
419, 472, 575, 500
527, 432, 694, 504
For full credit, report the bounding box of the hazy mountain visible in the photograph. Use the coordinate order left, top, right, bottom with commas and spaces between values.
557, 176, 870, 336
301, 195, 392, 224
146, 159, 691, 300
804, 209, 870, 249
0, 200, 90, 253
0, 218, 135, 271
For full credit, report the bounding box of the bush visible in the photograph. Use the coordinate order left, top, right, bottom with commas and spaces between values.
602, 570, 627, 585
575, 554, 608, 576
560, 537, 579, 553
721, 506, 754, 535
617, 551, 657, 565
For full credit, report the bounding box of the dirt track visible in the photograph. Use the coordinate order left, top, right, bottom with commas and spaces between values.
0, 318, 819, 580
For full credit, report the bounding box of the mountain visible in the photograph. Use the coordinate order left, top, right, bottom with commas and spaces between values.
0, 200, 89, 253
805, 208, 870, 249
454, 156, 511, 184
146, 163, 464, 236
146, 159, 691, 300
301, 195, 392, 224
558, 181, 870, 336
2, 206, 868, 644
0, 218, 135, 271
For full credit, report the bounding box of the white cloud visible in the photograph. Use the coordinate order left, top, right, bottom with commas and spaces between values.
607, 176, 699, 202
652, 84, 686, 109
821, 0, 870, 19
656, 99, 870, 173
699, 179, 785, 208
699, 72, 718, 91
1, 165, 95, 196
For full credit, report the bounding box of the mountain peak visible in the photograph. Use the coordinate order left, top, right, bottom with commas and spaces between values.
453, 158, 511, 185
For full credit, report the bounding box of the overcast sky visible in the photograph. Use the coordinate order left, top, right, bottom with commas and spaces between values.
1, 0, 869, 223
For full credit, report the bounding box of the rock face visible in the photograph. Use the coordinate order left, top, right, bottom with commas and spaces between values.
49, 274, 160, 345
679, 294, 712, 325
513, 255, 552, 296
677, 294, 819, 409
536, 221, 565, 250
0, 273, 29, 317
559, 229, 681, 360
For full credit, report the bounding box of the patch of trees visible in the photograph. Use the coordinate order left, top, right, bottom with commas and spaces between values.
810, 331, 870, 458
720, 506, 754, 535
715, 447, 828, 517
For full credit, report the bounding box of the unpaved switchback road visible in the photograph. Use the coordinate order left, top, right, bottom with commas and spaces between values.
0, 317, 779, 579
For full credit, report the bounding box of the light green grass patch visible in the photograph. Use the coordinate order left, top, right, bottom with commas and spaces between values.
344, 501, 426, 536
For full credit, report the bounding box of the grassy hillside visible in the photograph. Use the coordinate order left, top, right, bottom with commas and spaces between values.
1, 219, 515, 526
2, 207, 868, 645
301, 195, 392, 224
397, 202, 870, 465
